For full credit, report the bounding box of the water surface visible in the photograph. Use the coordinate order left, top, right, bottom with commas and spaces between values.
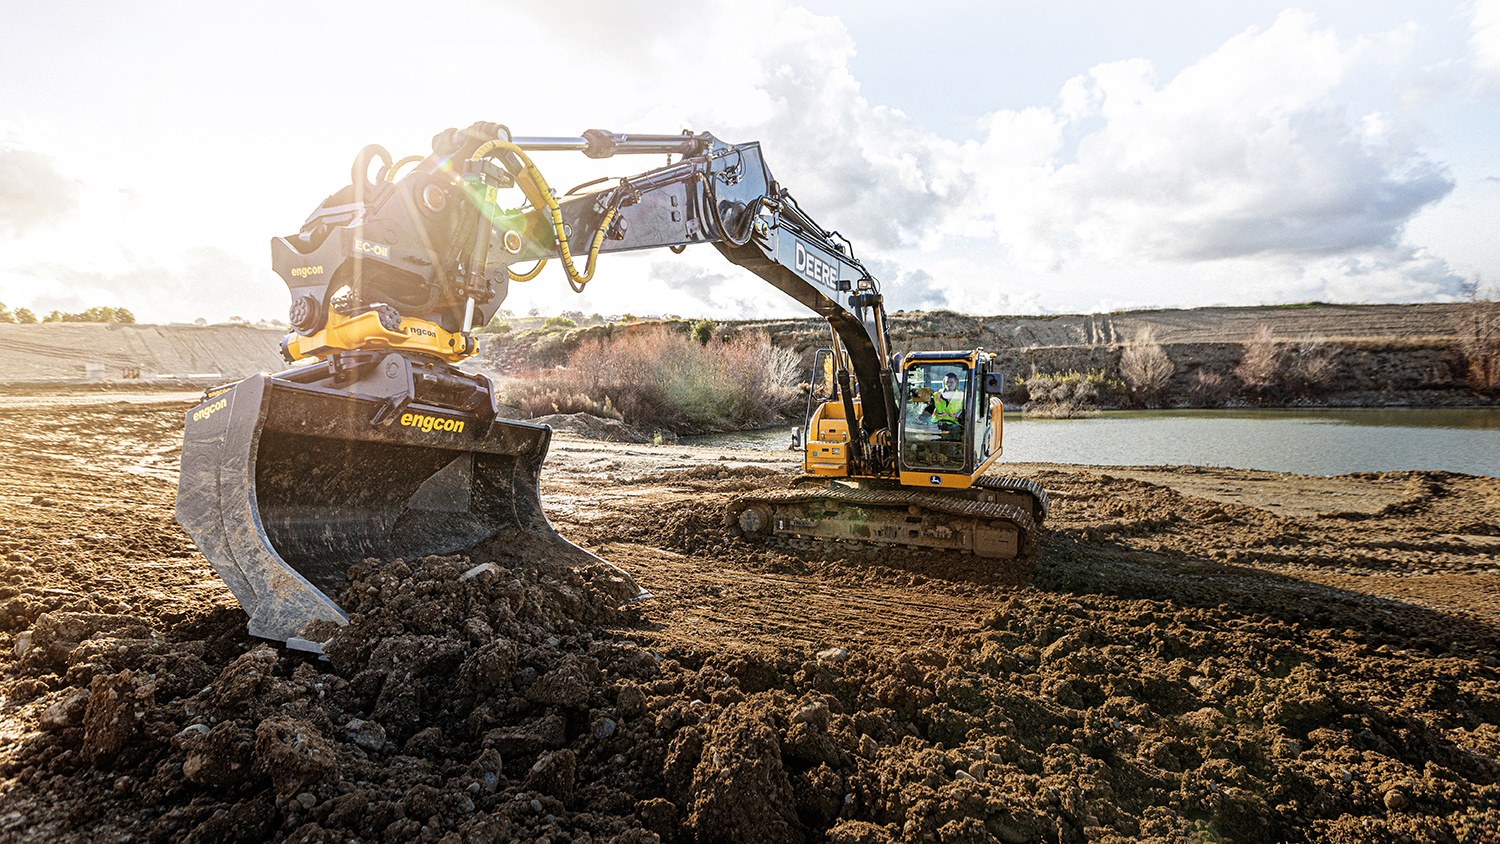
681, 408, 1500, 477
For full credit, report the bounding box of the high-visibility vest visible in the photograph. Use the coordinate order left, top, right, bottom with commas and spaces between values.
933, 390, 964, 424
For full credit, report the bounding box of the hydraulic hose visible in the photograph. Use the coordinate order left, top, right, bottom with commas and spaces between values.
470, 140, 617, 293
698, 173, 767, 248
382, 155, 425, 182
508, 260, 547, 282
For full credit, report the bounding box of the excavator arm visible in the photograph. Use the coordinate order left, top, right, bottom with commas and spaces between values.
177, 121, 1042, 651
271, 123, 897, 463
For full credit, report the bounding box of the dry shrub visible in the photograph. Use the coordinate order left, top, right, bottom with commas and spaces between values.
1186, 370, 1231, 407
505, 386, 622, 421
1287, 334, 1335, 396
1235, 323, 1337, 402
1235, 324, 1283, 396
1455, 277, 1500, 390
1119, 327, 1174, 407
503, 327, 799, 433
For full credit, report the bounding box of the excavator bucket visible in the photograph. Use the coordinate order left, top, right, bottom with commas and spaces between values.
175, 368, 593, 651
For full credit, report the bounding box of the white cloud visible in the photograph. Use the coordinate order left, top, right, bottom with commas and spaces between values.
0, 140, 82, 236
0, 1, 1479, 324
3, 248, 277, 324
965, 10, 1454, 279
513, 2, 965, 251
516, 5, 1462, 309
1471, 0, 1500, 83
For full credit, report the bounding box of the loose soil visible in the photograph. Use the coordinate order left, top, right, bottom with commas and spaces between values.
1, 397, 1498, 843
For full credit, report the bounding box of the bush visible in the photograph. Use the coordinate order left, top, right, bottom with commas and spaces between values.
544, 316, 577, 329
527, 332, 570, 367
1186, 370, 1231, 407
505, 387, 622, 421
501, 326, 799, 433
1455, 276, 1500, 390
692, 319, 716, 346
1020, 370, 1124, 417
1235, 324, 1282, 396
41, 306, 135, 324
1119, 327, 1173, 407
481, 317, 512, 334
1234, 323, 1336, 402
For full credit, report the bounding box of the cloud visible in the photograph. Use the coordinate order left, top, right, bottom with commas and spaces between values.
862, 257, 948, 311
512, 2, 966, 251
511, 4, 1458, 313
1472, 0, 1500, 84
0, 141, 83, 236
965, 11, 1454, 272
4, 247, 278, 323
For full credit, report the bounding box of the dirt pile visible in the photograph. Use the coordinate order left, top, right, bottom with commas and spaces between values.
7, 535, 1499, 843
1, 397, 1498, 843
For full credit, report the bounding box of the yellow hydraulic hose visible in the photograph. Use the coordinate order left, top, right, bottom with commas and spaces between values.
384, 156, 425, 181
470, 140, 616, 292
508, 260, 547, 282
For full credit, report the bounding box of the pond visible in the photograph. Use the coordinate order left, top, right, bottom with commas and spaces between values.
680, 408, 1500, 477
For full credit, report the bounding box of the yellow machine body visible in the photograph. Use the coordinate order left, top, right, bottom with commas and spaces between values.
284, 311, 472, 363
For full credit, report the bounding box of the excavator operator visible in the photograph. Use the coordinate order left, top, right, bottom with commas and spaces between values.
923, 371, 966, 439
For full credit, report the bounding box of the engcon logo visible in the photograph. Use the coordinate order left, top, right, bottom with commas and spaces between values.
192, 397, 228, 422
400, 412, 465, 434
289, 265, 324, 278
406, 325, 436, 338
354, 238, 391, 258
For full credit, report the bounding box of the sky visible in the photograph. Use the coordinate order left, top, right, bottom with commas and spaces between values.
1, 0, 1498, 324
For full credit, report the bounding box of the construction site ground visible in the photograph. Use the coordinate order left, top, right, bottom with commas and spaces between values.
1, 394, 1498, 843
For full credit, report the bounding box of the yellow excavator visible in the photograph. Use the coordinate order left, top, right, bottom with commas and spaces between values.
175, 122, 1047, 649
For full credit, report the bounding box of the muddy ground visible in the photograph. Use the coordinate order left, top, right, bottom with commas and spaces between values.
0, 396, 1498, 844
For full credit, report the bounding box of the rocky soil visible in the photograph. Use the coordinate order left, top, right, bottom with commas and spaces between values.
1, 395, 1498, 843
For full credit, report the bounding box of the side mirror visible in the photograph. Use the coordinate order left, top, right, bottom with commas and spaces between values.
984, 372, 1005, 395
791, 427, 804, 450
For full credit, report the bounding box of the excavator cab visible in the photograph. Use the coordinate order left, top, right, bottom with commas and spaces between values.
897, 352, 1005, 487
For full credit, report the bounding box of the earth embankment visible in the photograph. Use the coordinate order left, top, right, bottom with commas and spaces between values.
486, 303, 1491, 407
0, 323, 285, 387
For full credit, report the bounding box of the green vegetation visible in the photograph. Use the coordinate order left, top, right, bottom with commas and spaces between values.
39, 306, 135, 324
0, 303, 37, 324
692, 319, 716, 345
543, 316, 576, 330
1019, 369, 1126, 417
502, 326, 800, 433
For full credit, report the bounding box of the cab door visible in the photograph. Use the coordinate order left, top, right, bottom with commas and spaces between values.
898, 359, 975, 480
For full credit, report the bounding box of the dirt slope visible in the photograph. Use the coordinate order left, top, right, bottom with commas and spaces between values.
0, 323, 285, 384
0, 398, 1497, 843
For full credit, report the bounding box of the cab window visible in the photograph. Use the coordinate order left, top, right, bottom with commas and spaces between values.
901, 363, 970, 470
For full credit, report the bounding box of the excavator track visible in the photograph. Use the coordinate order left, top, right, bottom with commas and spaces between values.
973, 475, 1050, 524
725, 478, 1045, 575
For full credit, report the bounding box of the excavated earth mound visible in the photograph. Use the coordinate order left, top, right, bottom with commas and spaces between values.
0, 398, 1498, 843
